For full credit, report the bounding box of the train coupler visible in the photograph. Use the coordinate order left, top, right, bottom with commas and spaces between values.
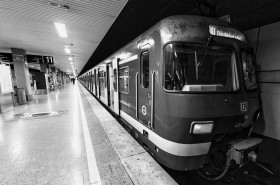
228, 138, 262, 165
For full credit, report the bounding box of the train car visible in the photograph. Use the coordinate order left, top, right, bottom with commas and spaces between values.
79, 15, 262, 180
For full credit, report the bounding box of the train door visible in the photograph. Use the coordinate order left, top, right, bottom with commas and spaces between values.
87, 73, 89, 89
106, 65, 111, 107
138, 51, 152, 128
96, 68, 100, 98
91, 71, 93, 93
87, 73, 90, 89
112, 58, 120, 115
108, 63, 114, 110
103, 65, 108, 105
89, 71, 92, 92
93, 69, 97, 96
85, 73, 88, 88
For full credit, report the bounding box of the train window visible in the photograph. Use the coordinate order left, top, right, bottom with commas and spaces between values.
119, 66, 129, 94
141, 51, 149, 88
164, 43, 239, 92
242, 51, 257, 90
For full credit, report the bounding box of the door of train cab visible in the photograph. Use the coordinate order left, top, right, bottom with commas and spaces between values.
138, 51, 152, 128
112, 58, 120, 115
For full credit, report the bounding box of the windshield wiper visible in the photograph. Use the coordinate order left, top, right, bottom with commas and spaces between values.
197, 35, 213, 67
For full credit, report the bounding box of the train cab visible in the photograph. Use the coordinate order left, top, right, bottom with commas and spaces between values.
79, 15, 262, 180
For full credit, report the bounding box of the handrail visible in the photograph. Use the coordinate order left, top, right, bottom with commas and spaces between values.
135, 72, 138, 119
151, 70, 155, 129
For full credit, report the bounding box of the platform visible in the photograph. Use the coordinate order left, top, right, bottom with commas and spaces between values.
0, 83, 177, 185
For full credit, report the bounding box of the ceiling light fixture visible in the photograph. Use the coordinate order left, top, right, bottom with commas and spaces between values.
68, 57, 72, 61
65, 48, 71, 54
54, 22, 67, 38
48, 1, 70, 10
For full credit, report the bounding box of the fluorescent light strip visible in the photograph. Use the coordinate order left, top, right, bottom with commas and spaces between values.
65, 48, 71, 54
54, 22, 67, 38
69, 57, 72, 61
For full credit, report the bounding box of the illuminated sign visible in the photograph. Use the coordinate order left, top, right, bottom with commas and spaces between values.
43, 56, 54, 65
0, 64, 13, 94
0, 53, 13, 63
27, 54, 43, 64
209, 25, 247, 42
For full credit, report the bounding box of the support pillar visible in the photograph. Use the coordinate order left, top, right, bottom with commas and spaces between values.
11, 48, 33, 101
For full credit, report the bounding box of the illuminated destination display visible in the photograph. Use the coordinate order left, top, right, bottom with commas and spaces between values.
209, 25, 247, 42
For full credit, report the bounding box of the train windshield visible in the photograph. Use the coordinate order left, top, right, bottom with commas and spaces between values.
164, 43, 239, 92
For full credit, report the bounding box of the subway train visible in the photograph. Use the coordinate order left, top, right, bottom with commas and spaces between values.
79, 15, 262, 180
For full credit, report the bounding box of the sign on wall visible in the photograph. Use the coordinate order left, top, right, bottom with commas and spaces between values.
0, 53, 13, 63
27, 55, 54, 65
43, 56, 54, 65
27, 54, 43, 64
0, 64, 13, 94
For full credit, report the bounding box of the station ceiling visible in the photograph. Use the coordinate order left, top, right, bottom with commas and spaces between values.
80, 0, 280, 75
1, 0, 280, 76
0, 0, 127, 74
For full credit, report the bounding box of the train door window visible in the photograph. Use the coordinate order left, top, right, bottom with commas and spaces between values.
119, 66, 129, 94
104, 71, 107, 88
141, 51, 149, 88
113, 69, 117, 92
242, 50, 257, 90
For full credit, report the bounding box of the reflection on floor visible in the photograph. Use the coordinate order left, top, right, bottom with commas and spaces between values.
0, 84, 90, 185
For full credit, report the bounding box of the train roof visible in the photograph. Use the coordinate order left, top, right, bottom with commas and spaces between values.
84, 15, 243, 74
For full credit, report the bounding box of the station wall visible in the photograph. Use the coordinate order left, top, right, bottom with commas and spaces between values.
247, 21, 280, 170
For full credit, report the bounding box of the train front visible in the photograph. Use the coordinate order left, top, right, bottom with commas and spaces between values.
155, 16, 261, 179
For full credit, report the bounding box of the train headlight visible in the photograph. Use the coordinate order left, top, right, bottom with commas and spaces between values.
190, 121, 214, 135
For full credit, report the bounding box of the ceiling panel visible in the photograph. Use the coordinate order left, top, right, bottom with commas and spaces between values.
0, 0, 127, 74
81, 0, 280, 75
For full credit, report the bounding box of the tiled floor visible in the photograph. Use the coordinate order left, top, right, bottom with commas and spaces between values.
0, 84, 90, 185
0, 83, 177, 185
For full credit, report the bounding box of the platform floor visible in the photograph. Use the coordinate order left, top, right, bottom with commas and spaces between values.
0, 83, 176, 185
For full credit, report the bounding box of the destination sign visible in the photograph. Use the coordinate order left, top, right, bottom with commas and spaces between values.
209, 25, 247, 43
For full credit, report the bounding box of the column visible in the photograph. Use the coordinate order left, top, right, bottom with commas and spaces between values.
11, 48, 33, 101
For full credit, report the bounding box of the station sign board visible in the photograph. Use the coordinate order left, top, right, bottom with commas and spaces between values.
43, 56, 54, 65
0, 53, 13, 63
26, 55, 54, 65
27, 54, 43, 64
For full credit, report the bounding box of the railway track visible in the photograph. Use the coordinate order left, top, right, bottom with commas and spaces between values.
163, 162, 280, 185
